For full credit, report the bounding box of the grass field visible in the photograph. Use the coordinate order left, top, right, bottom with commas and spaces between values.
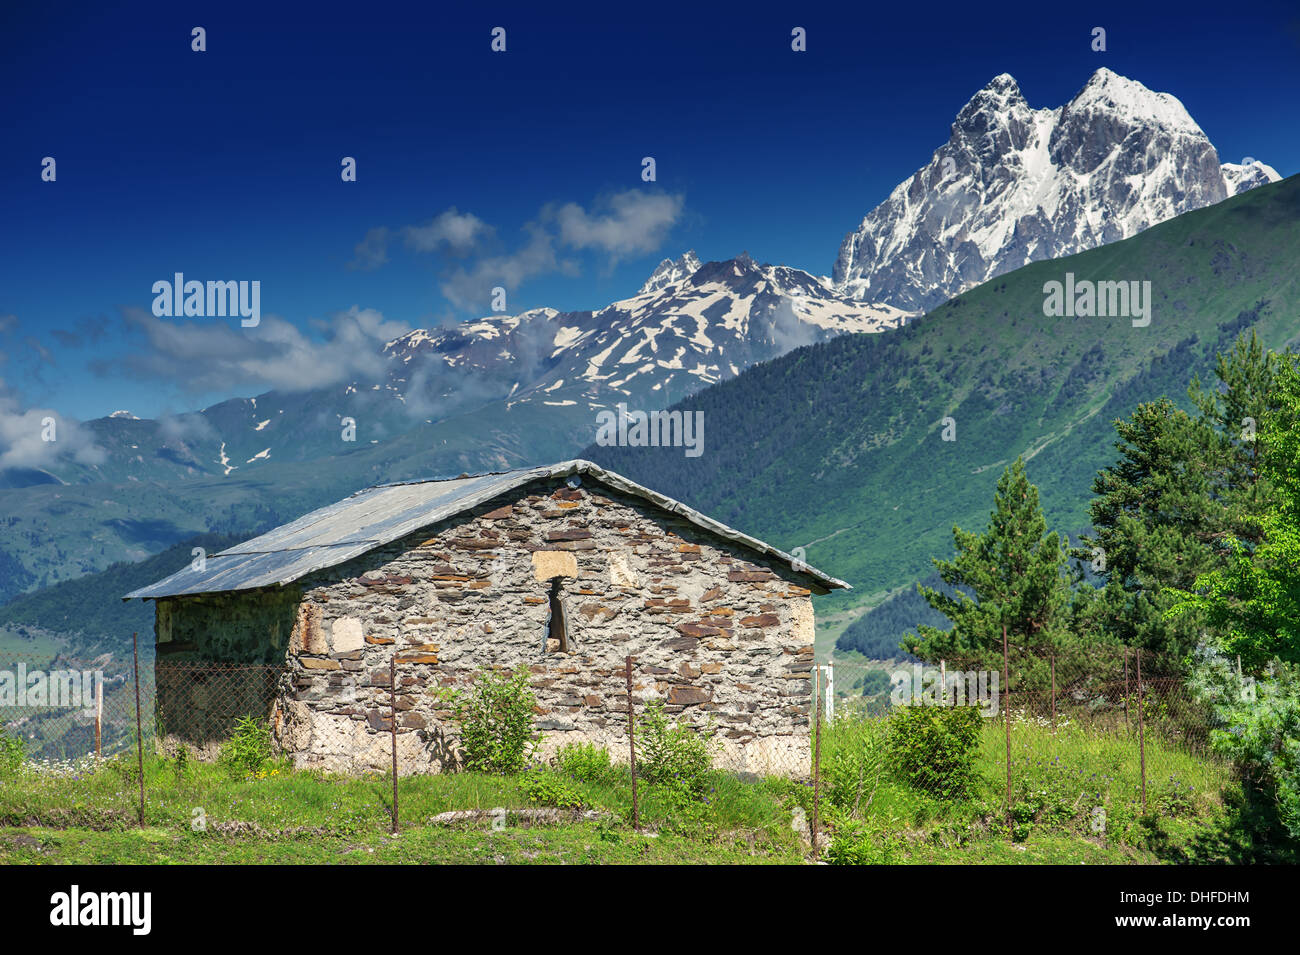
1, 704, 1282, 865
0, 823, 1177, 865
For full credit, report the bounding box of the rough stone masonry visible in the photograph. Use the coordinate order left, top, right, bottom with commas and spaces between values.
153, 476, 818, 777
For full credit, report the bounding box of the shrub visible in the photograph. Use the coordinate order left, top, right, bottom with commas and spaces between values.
885, 703, 983, 800
452, 667, 539, 775
638, 700, 715, 795
822, 719, 888, 815
0, 726, 23, 776
1192, 654, 1300, 840
859, 670, 892, 696
521, 770, 586, 810
554, 742, 614, 783
218, 716, 273, 779
1008, 797, 1037, 841
824, 816, 903, 865
171, 744, 193, 784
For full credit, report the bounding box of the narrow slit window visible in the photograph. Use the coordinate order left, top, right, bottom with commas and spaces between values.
545, 576, 568, 653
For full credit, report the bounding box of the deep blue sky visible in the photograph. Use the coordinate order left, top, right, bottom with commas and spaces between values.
2, 0, 1298, 420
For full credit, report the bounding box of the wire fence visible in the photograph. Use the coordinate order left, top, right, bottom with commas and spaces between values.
814, 645, 1223, 842
0, 654, 285, 762
0, 644, 811, 830
0, 638, 1223, 841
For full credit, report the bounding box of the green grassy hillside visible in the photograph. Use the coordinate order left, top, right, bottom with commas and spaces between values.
585, 176, 1300, 614
0, 532, 247, 661
0, 715, 1268, 864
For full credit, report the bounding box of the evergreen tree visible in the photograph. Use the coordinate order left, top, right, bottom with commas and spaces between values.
1080, 332, 1286, 660
1077, 399, 1223, 657
911, 458, 1076, 665
1188, 329, 1283, 542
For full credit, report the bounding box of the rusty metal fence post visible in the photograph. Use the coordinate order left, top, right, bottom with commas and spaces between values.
390, 655, 399, 834
132, 631, 145, 828
625, 655, 638, 831
1123, 647, 1130, 734
811, 665, 821, 852
1050, 654, 1056, 729
94, 674, 103, 760
1002, 624, 1012, 833
1136, 648, 1147, 813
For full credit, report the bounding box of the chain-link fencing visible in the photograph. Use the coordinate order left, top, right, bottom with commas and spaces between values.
1, 639, 1224, 843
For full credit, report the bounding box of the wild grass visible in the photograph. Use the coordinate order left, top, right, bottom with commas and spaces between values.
0, 747, 807, 853
0, 713, 1261, 864
817, 710, 1233, 850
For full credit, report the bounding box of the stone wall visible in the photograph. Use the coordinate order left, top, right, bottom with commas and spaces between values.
159, 476, 819, 777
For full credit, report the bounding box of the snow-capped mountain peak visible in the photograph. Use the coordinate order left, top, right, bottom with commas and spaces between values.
1062, 67, 1199, 133
833, 68, 1277, 313
639, 250, 703, 294
1222, 159, 1282, 196
956, 72, 1029, 123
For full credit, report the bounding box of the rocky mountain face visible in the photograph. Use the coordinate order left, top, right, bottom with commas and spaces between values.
831, 68, 1281, 313
377, 250, 906, 424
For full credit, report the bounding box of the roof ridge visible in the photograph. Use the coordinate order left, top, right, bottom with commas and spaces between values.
360, 460, 595, 493
124, 459, 849, 600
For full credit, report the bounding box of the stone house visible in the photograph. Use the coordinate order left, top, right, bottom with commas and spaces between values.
125, 460, 848, 776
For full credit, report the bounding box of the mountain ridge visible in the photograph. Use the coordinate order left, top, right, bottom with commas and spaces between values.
832, 67, 1280, 312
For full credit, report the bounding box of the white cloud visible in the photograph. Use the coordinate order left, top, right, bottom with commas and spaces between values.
350, 190, 686, 312
103, 306, 412, 394
157, 410, 217, 444
402, 208, 493, 254
438, 225, 573, 313
0, 379, 106, 471
552, 191, 685, 257
348, 227, 391, 271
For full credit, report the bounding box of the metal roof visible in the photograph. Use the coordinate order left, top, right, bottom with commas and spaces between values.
123, 459, 850, 600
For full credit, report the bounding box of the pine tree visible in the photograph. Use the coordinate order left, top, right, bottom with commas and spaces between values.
1077, 398, 1223, 657
1189, 328, 1283, 541
1081, 332, 1288, 660
911, 458, 1075, 665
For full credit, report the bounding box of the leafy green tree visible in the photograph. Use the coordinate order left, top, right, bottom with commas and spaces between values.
911, 458, 1077, 664
1168, 357, 1300, 667
1189, 328, 1283, 522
